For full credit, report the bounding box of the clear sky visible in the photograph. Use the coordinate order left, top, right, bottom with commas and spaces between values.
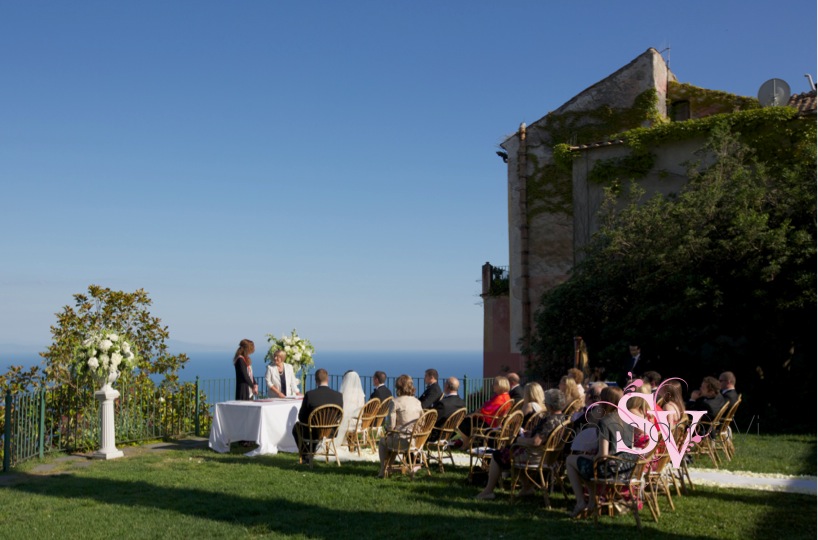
1, 1, 815, 353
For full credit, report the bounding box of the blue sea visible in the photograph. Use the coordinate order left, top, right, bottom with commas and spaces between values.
2, 350, 484, 383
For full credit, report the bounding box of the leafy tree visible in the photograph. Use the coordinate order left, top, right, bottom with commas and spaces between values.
41, 285, 189, 389
526, 121, 816, 431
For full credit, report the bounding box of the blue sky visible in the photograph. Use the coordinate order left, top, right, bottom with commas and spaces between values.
1, 1, 815, 354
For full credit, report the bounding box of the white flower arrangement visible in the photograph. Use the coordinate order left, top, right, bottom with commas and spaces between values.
265, 329, 315, 375
76, 329, 136, 385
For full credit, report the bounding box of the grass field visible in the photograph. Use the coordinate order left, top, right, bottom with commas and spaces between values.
0, 434, 815, 539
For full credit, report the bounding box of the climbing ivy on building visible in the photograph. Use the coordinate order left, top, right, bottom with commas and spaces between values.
526, 89, 662, 220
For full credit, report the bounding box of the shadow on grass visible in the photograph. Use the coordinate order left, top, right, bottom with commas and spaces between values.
5, 470, 727, 540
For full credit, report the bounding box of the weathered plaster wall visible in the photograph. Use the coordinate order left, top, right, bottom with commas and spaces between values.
498, 48, 674, 361
572, 137, 705, 260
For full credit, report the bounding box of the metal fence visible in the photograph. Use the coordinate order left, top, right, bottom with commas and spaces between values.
3, 374, 494, 472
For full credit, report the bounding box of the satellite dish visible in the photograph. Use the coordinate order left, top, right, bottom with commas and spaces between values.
757, 78, 791, 107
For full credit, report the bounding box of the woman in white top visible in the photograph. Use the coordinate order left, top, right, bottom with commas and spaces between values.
336, 370, 366, 448
265, 350, 300, 397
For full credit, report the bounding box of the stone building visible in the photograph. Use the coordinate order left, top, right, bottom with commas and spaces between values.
481, 47, 814, 377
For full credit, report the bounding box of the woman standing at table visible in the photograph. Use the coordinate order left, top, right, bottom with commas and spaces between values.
234, 339, 258, 401
265, 349, 301, 398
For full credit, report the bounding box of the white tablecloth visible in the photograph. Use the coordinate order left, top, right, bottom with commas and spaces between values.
208, 399, 302, 456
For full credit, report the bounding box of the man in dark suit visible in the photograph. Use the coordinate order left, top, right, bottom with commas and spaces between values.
292, 368, 343, 456
370, 371, 392, 401
622, 344, 646, 387
719, 371, 739, 408
418, 368, 443, 409
687, 376, 726, 421
430, 377, 467, 442
508, 372, 524, 402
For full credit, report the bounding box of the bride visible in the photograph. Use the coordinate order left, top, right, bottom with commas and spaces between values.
336, 370, 365, 451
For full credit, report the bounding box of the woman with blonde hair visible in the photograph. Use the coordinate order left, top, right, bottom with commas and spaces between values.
521, 382, 545, 425
559, 375, 582, 410
378, 374, 423, 478
233, 339, 258, 401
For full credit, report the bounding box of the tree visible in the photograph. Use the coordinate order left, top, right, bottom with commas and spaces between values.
526, 121, 816, 431
40, 285, 189, 388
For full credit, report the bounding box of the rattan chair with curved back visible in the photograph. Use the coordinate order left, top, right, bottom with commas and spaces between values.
523, 410, 548, 432
690, 400, 731, 467
294, 403, 344, 468
591, 449, 659, 529
713, 394, 742, 462
645, 419, 688, 517
424, 407, 467, 473
369, 396, 393, 450
563, 398, 583, 417
347, 397, 381, 456
468, 410, 524, 481
509, 417, 574, 508
384, 409, 438, 479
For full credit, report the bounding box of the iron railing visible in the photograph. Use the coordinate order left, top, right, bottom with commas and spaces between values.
2, 374, 494, 471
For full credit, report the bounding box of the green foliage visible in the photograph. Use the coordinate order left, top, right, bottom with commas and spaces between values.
526, 124, 816, 432
527, 89, 662, 219
668, 81, 761, 115
486, 266, 509, 296
40, 285, 189, 389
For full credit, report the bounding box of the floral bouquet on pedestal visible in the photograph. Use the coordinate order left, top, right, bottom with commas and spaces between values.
75, 330, 136, 388
265, 329, 315, 388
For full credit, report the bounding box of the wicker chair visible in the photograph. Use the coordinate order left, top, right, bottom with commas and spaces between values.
590, 450, 658, 529
509, 417, 574, 508
645, 420, 688, 517
563, 398, 583, 417
424, 407, 467, 473
689, 400, 731, 467
369, 396, 393, 448
347, 398, 381, 456
523, 410, 548, 432
294, 404, 344, 468
383, 409, 438, 479
713, 395, 742, 462
468, 410, 524, 481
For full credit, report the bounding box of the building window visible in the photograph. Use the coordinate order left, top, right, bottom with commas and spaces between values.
671, 100, 691, 121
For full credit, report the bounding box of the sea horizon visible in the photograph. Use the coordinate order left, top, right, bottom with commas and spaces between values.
0, 348, 485, 382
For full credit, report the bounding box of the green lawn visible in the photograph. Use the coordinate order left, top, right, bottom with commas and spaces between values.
0, 435, 815, 540
691, 433, 817, 476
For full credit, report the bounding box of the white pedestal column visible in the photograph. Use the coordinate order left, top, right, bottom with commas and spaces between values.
92, 384, 124, 460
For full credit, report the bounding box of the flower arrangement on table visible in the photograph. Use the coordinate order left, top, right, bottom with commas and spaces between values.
265, 329, 315, 383
75, 330, 136, 387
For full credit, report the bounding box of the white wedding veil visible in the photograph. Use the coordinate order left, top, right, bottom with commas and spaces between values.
336, 370, 365, 446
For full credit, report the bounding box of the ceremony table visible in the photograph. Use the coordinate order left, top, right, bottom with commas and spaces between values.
208, 398, 302, 457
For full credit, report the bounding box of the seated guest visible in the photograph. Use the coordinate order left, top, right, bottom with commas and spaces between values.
378, 374, 423, 478
567, 368, 586, 401
430, 377, 467, 442
508, 373, 524, 402
565, 386, 636, 518
455, 376, 511, 448
520, 382, 545, 426
418, 368, 443, 409
687, 376, 726, 421
626, 384, 652, 449
292, 369, 344, 457
476, 388, 566, 499
559, 375, 582, 410
265, 349, 301, 398
370, 371, 392, 401
336, 370, 365, 449
657, 380, 685, 430
642, 371, 662, 393
719, 371, 739, 408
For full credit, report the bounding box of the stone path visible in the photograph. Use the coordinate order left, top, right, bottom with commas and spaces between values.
2, 438, 815, 496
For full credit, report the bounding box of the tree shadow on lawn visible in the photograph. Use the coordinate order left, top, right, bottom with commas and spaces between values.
6, 472, 723, 540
